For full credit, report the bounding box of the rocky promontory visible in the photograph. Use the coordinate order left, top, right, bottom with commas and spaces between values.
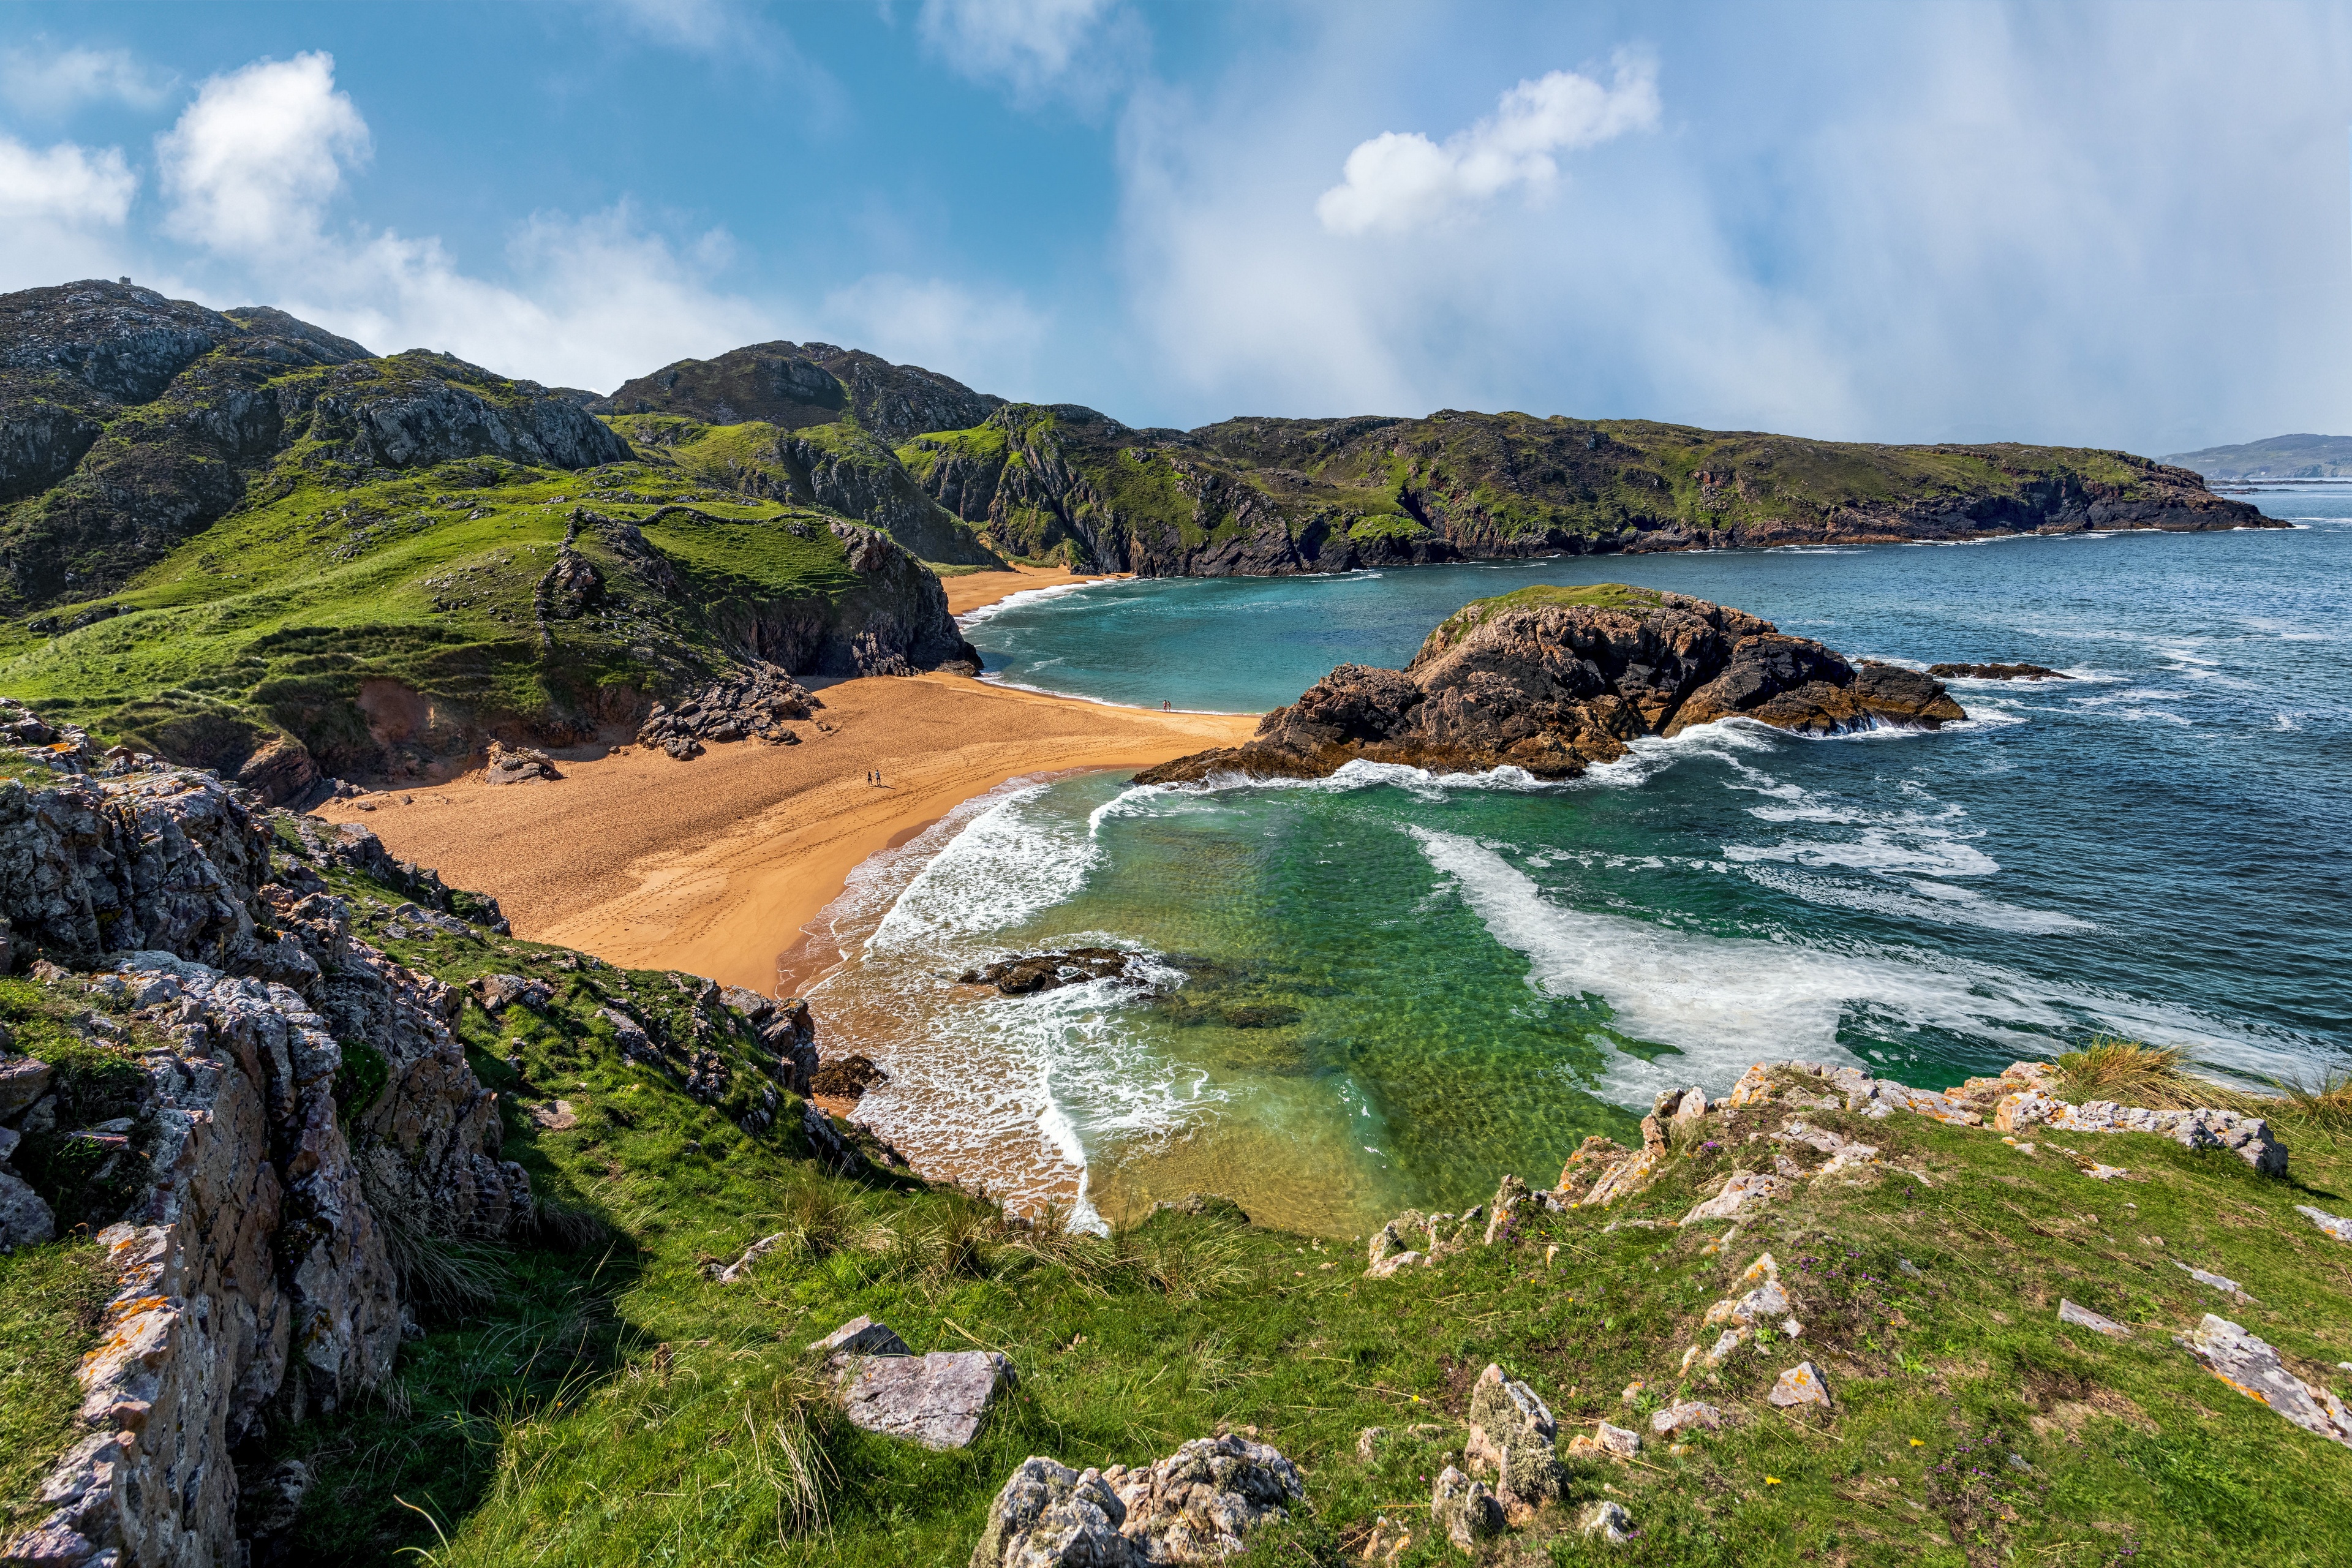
1134, 584, 1965, 785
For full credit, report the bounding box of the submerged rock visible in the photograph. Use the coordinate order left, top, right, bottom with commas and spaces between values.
1927, 661, 2071, 680
1134, 586, 1965, 785
959, 948, 1137, 995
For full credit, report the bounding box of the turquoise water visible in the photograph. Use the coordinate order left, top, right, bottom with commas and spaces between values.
815, 497, 2350, 1237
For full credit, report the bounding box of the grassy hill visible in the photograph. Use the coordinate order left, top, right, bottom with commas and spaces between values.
2159, 434, 2352, 481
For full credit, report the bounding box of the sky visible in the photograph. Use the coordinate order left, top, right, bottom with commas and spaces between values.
3, 0, 2350, 454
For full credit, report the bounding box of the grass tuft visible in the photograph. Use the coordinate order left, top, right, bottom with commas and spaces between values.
2050, 1037, 2263, 1112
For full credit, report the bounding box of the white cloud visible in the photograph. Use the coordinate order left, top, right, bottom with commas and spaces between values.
0, 136, 136, 225
1316, 56, 1660, 236
918, 0, 1117, 96
0, 45, 172, 115
819, 273, 1045, 394
157, 51, 370, 257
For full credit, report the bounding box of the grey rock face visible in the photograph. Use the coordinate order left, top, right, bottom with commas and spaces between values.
839, 1349, 1015, 1450
1106, 1434, 1304, 1564
0, 1165, 55, 1248
969, 1457, 1131, 1568
2185, 1314, 2352, 1449
300, 353, 628, 471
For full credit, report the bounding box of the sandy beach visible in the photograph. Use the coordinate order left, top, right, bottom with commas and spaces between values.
315, 573, 1251, 994
940, 561, 1125, 616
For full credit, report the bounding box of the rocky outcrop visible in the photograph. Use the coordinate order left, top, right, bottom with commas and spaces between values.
0, 743, 530, 1567
970, 1435, 1304, 1566
1136, 587, 1966, 785
483, 741, 562, 784
957, 949, 1137, 995
293, 351, 628, 473
635, 662, 821, 750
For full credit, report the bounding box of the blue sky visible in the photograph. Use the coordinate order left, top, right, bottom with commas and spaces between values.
4, 1, 2350, 454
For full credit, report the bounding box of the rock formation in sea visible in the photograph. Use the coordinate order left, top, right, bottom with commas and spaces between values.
1134, 584, 1966, 785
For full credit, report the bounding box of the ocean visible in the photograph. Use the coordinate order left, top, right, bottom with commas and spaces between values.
806, 491, 2351, 1237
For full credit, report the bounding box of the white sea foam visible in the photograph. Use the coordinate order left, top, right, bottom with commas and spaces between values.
955, 578, 1119, 630
867, 785, 1102, 951
1724, 827, 1999, 878
1739, 866, 2096, 935
1408, 826, 2281, 1107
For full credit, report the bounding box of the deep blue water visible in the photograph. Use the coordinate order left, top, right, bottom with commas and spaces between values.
826, 497, 2350, 1235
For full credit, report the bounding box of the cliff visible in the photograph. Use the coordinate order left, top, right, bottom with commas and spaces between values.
1134, 583, 1966, 784
898, 404, 2275, 575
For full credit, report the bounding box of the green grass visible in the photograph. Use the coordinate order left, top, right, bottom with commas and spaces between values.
0, 1238, 116, 1537
1419, 582, 1675, 655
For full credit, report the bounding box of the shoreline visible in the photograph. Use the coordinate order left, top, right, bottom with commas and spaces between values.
314, 669, 1256, 995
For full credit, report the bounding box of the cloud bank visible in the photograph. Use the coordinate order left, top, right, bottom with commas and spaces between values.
1316, 57, 1660, 236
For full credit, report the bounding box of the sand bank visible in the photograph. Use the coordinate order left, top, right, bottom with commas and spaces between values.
314, 671, 1254, 995
941, 562, 1127, 617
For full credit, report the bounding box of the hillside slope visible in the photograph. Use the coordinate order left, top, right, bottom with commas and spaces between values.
901, 405, 2271, 574
2160, 432, 2352, 481
0, 284, 979, 792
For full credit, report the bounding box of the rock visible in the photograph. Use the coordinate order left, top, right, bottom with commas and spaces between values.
470, 973, 554, 1012
1650, 1400, 1724, 1438
1594, 1420, 1642, 1457
838, 1350, 1014, 1450
1466, 1363, 1561, 1507
2173, 1261, 2251, 1300
1133, 588, 1966, 785
810, 1054, 887, 1101
240, 1457, 311, 1542
1767, 1362, 1833, 1410
0, 1166, 56, 1248
1365, 1249, 1425, 1279
2296, 1205, 2352, 1243
1578, 1147, 1665, 1209
482, 741, 562, 785
0, 1057, 53, 1118
526, 1099, 577, 1131
1430, 1465, 1502, 1550
1104, 1433, 1305, 1561
1927, 662, 2071, 680
809, 1314, 912, 1357
2058, 1300, 2131, 1338
1556, 1134, 1632, 1202
2185, 1315, 2352, 1449
969, 1457, 1132, 1568
1483, 1174, 1531, 1245
1354, 1427, 1386, 1462
1581, 1499, 1634, 1545
959, 948, 1137, 995
594, 1006, 662, 1069
2044, 1100, 2286, 1175
636, 662, 824, 749
1683, 1170, 1792, 1224
1702, 1275, 1791, 1329
1700, 1328, 1749, 1368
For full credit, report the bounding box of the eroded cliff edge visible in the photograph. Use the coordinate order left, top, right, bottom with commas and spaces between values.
1134, 584, 1965, 785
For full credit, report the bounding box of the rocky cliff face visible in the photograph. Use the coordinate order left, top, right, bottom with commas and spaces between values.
897, 403, 2274, 577
0, 751, 533, 1566
1134, 584, 1966, 784
0, 282, 628, 613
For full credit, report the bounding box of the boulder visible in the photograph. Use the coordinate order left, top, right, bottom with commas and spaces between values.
0, 1057, 53, 1119
0, 1166, 55, 1249
959, 948, 1136, 995
2057, 1300, 2131, 1338
638, 662, 824, 750
2296, 1205, 2352, 1243
483, 741, 562, 785
2185, 1315, 2352, 1449
970, 1458, 1131, 1568
1767, 1361, 1833, 1411
470, 973, 553, 1012
1105, 1433, 1304, 1561
809, 1314, 912, 1357
1581, 1499, 1634, 1545
1650, 1400, 1724, 1438
839, 1350, 1014, 1450
810, 1053, 887, 1102
1926, 662, 2070, 681
1465, 1363, 1561, 1507
1430, 1466, 1502, 1550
